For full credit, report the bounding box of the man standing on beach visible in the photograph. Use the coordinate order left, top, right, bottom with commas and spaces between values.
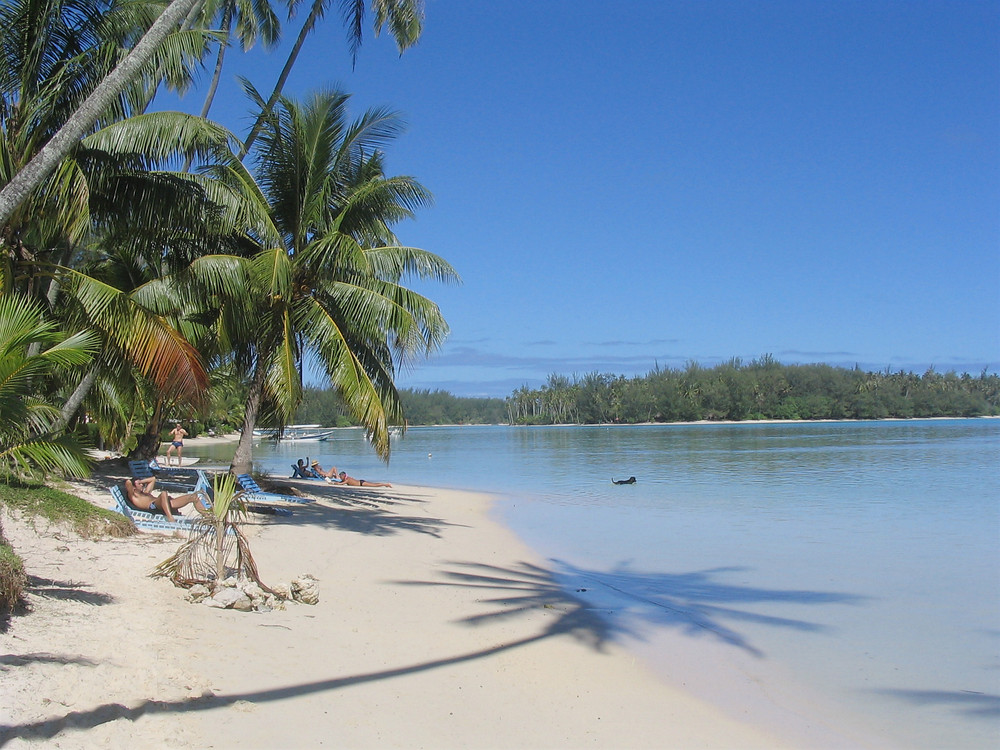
165, 422, 188, 467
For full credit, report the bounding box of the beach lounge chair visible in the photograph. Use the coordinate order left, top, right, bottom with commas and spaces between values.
128, 460, 193, 491
290, 464, 318, 479
149, 457, 192, 473
236, 474, 315, 505
195, 471, 293, 517
108, 485, 203, 532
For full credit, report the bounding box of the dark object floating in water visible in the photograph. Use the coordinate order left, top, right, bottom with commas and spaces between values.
612, 476, 636, 485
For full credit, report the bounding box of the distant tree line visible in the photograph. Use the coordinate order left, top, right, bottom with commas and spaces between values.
294, 358, 999, 428
399, 389, 508, 425
295, 386, 507, 426
505, 357, 1000, 425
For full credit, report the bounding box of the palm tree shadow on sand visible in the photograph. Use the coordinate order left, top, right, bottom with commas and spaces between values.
0, 556, 867, 745
400, 559, 869, 658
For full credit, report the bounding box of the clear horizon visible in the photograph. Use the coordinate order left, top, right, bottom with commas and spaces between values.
161, 1, 1000, 398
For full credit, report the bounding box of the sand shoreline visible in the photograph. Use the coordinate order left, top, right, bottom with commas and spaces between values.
0, 466, 800, 748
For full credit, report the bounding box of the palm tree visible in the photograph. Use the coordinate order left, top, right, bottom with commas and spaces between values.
0, 0, 260, 438
196, 88, 457, 474
192, 0, 283, 121
239, 0, 423, 157
0, 0, 211, 227
4, 107, 253, 445
152, 472, 272, 596
0, 293, 98, 480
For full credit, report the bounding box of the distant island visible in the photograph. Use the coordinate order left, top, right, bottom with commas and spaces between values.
293, 358, 999, 427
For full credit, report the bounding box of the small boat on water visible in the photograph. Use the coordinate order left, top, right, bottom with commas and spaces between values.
277, 431, 334, 442
85, 450, 200, 467
253, 426, 335, 442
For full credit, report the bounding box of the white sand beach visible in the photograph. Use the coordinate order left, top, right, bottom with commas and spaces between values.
0, 460, 793, 749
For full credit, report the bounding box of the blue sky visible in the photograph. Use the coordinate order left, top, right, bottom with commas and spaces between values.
165, 0, 999, 397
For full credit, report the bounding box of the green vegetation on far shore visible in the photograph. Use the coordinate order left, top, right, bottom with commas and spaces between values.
507, 359, 1000, 425
291, 358, 1000, 427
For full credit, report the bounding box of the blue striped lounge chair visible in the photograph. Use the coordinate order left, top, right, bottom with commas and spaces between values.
290, 464, 318, 479
128, 460, 193, 491
108, 484, 205, 532
236, 474, 315, 505
149, 457, 191, 474
195, 471, 293, 517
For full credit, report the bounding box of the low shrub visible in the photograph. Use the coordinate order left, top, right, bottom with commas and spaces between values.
0, 521, 27, 613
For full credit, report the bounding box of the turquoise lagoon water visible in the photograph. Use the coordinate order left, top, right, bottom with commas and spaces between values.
185, 419, 1000, 748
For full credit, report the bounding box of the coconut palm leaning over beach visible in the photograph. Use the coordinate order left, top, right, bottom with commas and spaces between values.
192, 88, 459, 475
0, 0, 236, 452
0, 0, 208, 228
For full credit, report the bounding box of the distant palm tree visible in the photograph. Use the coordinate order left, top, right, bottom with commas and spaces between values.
193, 0, 283, 120
239, 0, 423, 157
196, 89, 457, 473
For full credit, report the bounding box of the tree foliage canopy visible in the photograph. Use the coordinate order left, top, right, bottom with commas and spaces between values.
505, 358, 1000, 426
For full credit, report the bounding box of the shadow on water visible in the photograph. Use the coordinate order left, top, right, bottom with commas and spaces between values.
550, 559, 870, 656
401, 559, 869, 658
873, 688, 1000, 718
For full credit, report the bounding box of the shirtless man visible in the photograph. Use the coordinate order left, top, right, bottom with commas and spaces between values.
165, 423, 188, 467
124, 477, 207, 523
337, 471, 391, 488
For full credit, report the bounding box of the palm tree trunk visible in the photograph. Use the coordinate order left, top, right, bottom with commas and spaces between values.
239, 0, 324, 159
182, 6, 232, 172
130, 398, 167, 461
230, 362, 266, 474
0, 0, 201, 227
51, 364, 99, 434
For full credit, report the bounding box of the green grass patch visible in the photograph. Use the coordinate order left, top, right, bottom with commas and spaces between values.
0, 483, 135, 616
0, 482, 135, 539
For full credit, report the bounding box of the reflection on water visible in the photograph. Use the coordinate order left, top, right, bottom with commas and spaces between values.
185, 419, 1000, 749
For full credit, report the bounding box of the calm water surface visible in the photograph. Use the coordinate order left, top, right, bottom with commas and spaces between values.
187, 419, 1000, 748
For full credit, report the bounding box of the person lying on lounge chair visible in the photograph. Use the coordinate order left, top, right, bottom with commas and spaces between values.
124, 477, 207, 523
336, 471, 391, 488
309, 459, 339, 481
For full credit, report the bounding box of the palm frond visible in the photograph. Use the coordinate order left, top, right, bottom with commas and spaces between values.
363, 244, 460, 284
58, 267, 209, 398
0, 431, 92, 481
83, 111, 238, 167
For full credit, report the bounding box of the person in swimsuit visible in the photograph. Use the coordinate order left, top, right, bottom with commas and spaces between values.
309, 459, 339, 482
165, 423, 188, 467
337, 472, 391, 488
124, 477, 208, 523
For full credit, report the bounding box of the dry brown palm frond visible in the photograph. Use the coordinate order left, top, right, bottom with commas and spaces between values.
151, 474, 275, 595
